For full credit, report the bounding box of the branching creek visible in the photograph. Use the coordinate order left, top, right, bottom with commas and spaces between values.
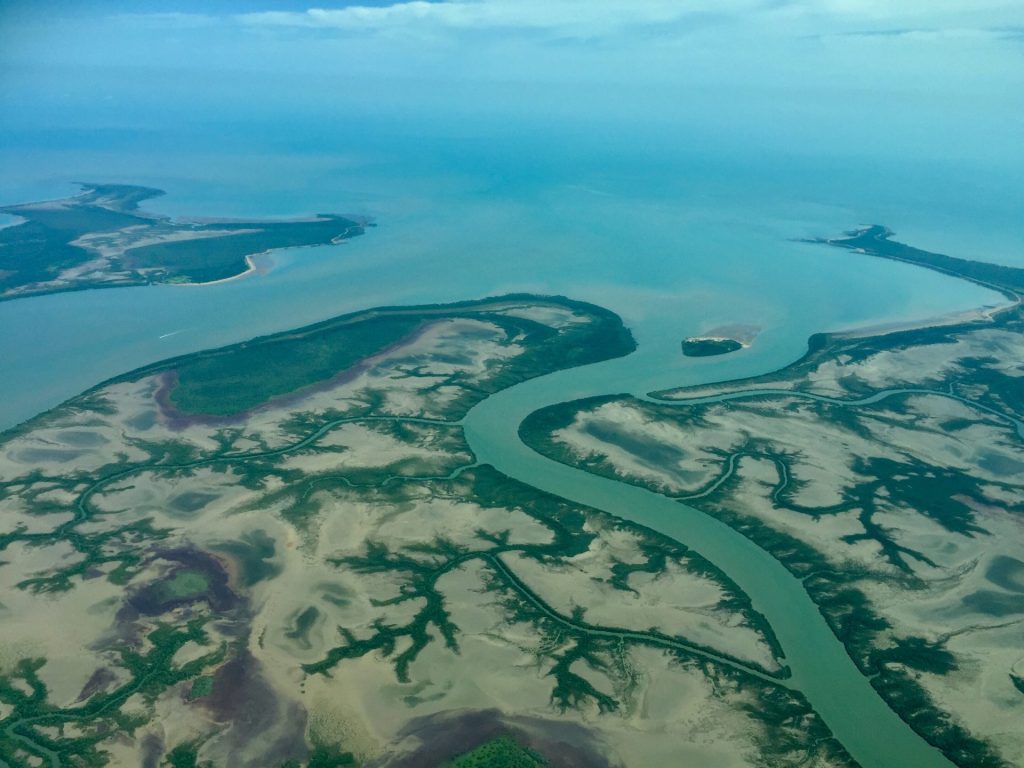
6, 328, 1022, 768
3, 408, 784, 767
654, 386, 1023, 515
461, 352, 1011, 768
8, 375, 1018, 768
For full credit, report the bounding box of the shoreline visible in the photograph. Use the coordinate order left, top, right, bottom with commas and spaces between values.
163, 227, 363, 289
151, 320, 437, 429
0, 183, 368, 300
832, 301, 1014, 340
0, 293, 628, 437
684, 335, 753, 349
165, 253, 265, 288
652, 226, 1024, 403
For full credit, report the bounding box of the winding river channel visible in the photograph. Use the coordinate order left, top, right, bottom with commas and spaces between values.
463, 341, 960, 768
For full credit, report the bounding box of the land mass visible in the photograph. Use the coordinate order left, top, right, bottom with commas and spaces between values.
681, 337, 743, 357
804, 225, 1024, 302
5, 223, 1016, 768
2, 294, 852, 767
0, 183, 368, 301
521, 229, 1024, 767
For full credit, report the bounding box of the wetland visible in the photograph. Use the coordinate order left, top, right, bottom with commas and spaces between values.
0, 225, 1020, 768
0, 184, 367, 301
520, 230, 1024, 767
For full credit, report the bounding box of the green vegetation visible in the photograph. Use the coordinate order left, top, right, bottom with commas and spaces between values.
8, 515, 171, 595
812, 225, 1024, 298
187, 675, 215, 701
521, 389, 1017, 767
0, 292, 643, 766
164, 742, 209, 768
167, 314, 422, 415
292, 465, 846, 766
543, 397, 1017, 570
122, 215, 362, 284
872, 670, 1007, 768
0, 285, 869, 765
167, 739, 355, 768
1011, 675, 1024, 695
302, 743, 357, 767
0, 184, 154, 297
681, 337, 743, 356
445, 736, 546, 768
523, 223, 1024, 768
0, 183, 365, 300
0, 620, 224, 768
101, 294, 636, 418
304, 466, 784, 693
278, 743, 356, 768
661, 224, 1024, 414
869, 637, 957, 675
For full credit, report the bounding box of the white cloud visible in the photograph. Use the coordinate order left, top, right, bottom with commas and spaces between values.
237, 1, 765, 37
234, 0, 1024, 39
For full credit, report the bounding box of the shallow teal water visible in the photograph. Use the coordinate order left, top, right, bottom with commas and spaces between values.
0, 143, 1007, 430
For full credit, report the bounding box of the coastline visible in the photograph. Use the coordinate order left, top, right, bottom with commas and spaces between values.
0, 183, 368, 300
165, 252, 265, 288
832, 301, 1013, 340
684, 335, 753, 348
151, 223, 365, 289
657, 228, 1024, 401
519, 228, 1024, 767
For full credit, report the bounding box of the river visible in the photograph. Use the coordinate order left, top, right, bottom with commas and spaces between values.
0, 179, 1006, 767
462, 335, 958, 768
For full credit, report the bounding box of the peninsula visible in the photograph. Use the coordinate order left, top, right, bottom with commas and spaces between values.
0, 184, 368, 301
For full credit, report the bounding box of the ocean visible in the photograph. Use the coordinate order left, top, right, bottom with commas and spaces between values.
0, 115, 1013, 429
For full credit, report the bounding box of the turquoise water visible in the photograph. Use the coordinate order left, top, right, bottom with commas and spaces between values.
0, 134, 1007, 430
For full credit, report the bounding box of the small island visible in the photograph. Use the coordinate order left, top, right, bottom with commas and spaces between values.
0, 183, 368, 301
681, 336, 743, 357
681, 324, 758, 357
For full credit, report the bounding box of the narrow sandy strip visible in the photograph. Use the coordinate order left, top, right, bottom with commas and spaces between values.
164, 253, 263, 288
836, 302, 1016, 339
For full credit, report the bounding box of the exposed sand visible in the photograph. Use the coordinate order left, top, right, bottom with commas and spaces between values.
165, 252, 262, 287
0, 299, 835, 766
72, 226, 260, 260
836, 301, 1016, 339
557, 324, 1024, 762
702, 324, 761, 345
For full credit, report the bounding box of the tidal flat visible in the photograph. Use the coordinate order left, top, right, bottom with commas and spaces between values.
0, 294, 849, 767
521, 231, 1024, 768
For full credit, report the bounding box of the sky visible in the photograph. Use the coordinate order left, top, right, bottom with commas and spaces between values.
1, 1, 1022, 193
